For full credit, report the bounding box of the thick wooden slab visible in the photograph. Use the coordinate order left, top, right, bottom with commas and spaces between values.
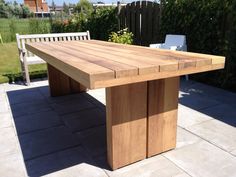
106, 82, 147, 169
25, 40, 225, 89
147, 77, 179, 157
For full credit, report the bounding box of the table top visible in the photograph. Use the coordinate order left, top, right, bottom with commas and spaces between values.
25, 40, 225, 89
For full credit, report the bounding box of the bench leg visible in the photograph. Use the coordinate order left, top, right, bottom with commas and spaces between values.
47, 64, 86, 97
20, 57, 30, 86
106, 82, 147, 170
147, 77, 179, 157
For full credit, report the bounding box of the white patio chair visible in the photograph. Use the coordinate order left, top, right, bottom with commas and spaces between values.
150, 34, 189, 80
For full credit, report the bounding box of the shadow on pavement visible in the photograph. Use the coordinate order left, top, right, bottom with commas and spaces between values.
7, 85, 110, 176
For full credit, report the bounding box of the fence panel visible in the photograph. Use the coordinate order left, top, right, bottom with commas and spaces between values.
118, 1, 160, 46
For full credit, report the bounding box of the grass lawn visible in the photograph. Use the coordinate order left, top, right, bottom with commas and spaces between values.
0, 18, 50, 43
0, 42, 47, 83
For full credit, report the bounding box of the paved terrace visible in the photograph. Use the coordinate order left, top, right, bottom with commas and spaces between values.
0, 78, 236, 177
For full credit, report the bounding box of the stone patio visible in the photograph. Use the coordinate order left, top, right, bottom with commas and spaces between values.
0, 78, 235, 177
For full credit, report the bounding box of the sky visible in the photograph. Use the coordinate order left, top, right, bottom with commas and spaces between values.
6, 0, 124, 6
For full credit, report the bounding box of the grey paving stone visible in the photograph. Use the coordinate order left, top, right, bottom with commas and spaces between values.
0, 126, 16, 141
4, 82, 30, 91
76, 125, 106, 157
0, 153, 26, 177
10, 101, 52, 117
51, 97, 95, 115
231, 149, 236, 156
6, 88, 46, 105
0, 127, 18, 155
176, 127, 201, 149
14, 111, 63, 135
180, 79, 197, 91
62, 107, 106, 132
106, 155, 190, 177
0, 135, 18, 156
47, 93, 86, 104
182, 81, 236, 107
0, 84, 5, 93
38, 85, 50, 98
199, 103, 236, 126
178, 104, 213, 128
0, 93, 6, 101
0, 100, 9, 113
164, 140, 236, 177
179, 92, 220, 110
19, 126, 80, 160
0, 112, 12, 128
25, 146, 105, 177
187, 119, 236, 152
87, 88, 106, 105
43, 164, 108, 177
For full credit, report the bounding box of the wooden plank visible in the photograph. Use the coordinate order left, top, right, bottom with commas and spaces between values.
106, 82, 147, 169
26, 40, 225, 89
85, 40, 212, 68
152, 3, 160, 43
119, 6, 125, 30
130, 2, 136, 35
25, 43, 115, 89
135, 1, 141, 45
147, 77, 179, 157
141, 1, 148, 46
74, 41, 180, 71
71, 41, 159, 75
126, 4, 131, 32
93, 63, 224, 89
147, 1, 153, 45
45, 42, 139, 78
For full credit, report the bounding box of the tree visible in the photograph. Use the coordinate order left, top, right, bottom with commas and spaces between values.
0, 0, 31, 18
22, 4, 31, 18
74, 0, 93, 15
51, 0, 56, 11
63, 2, 69, 14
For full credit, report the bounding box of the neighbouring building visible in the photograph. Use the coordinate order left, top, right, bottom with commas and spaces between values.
24, 0, 50, 17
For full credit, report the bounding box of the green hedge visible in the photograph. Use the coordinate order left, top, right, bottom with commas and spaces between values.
0, 18, 50, 43
161, 0, 236, 92
51, 7, 118, 41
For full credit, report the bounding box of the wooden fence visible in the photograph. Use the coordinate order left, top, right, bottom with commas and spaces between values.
118, 1, 161, 46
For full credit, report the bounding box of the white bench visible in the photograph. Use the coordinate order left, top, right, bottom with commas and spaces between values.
16, 31, 90, 85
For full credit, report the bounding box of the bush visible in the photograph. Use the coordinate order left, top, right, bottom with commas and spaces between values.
28, 18, 51, 34
51, 7, 119, 41
161, 0, 236, 92
0, 18, 51, 42
108, 28, 133, 44
83, 7, 118, 40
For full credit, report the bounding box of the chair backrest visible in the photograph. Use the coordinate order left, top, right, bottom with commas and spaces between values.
16, 31, 90, 57
164, 34, 186, 47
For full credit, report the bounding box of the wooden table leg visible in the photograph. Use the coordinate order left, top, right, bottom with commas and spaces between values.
147, 77, 180, 157
47, 64, 86, 97
106, 82, 147, 170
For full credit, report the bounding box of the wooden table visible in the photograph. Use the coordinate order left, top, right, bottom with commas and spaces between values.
26, 40, 225, 170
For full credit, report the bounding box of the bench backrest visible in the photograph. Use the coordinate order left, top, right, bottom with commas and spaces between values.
16, 31, 90, 57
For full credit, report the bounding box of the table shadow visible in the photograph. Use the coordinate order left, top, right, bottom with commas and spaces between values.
179, 79, 236, 127
6, 85, 111, 176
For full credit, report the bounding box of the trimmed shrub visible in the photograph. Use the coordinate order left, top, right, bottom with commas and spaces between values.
161, 0, 236, 92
